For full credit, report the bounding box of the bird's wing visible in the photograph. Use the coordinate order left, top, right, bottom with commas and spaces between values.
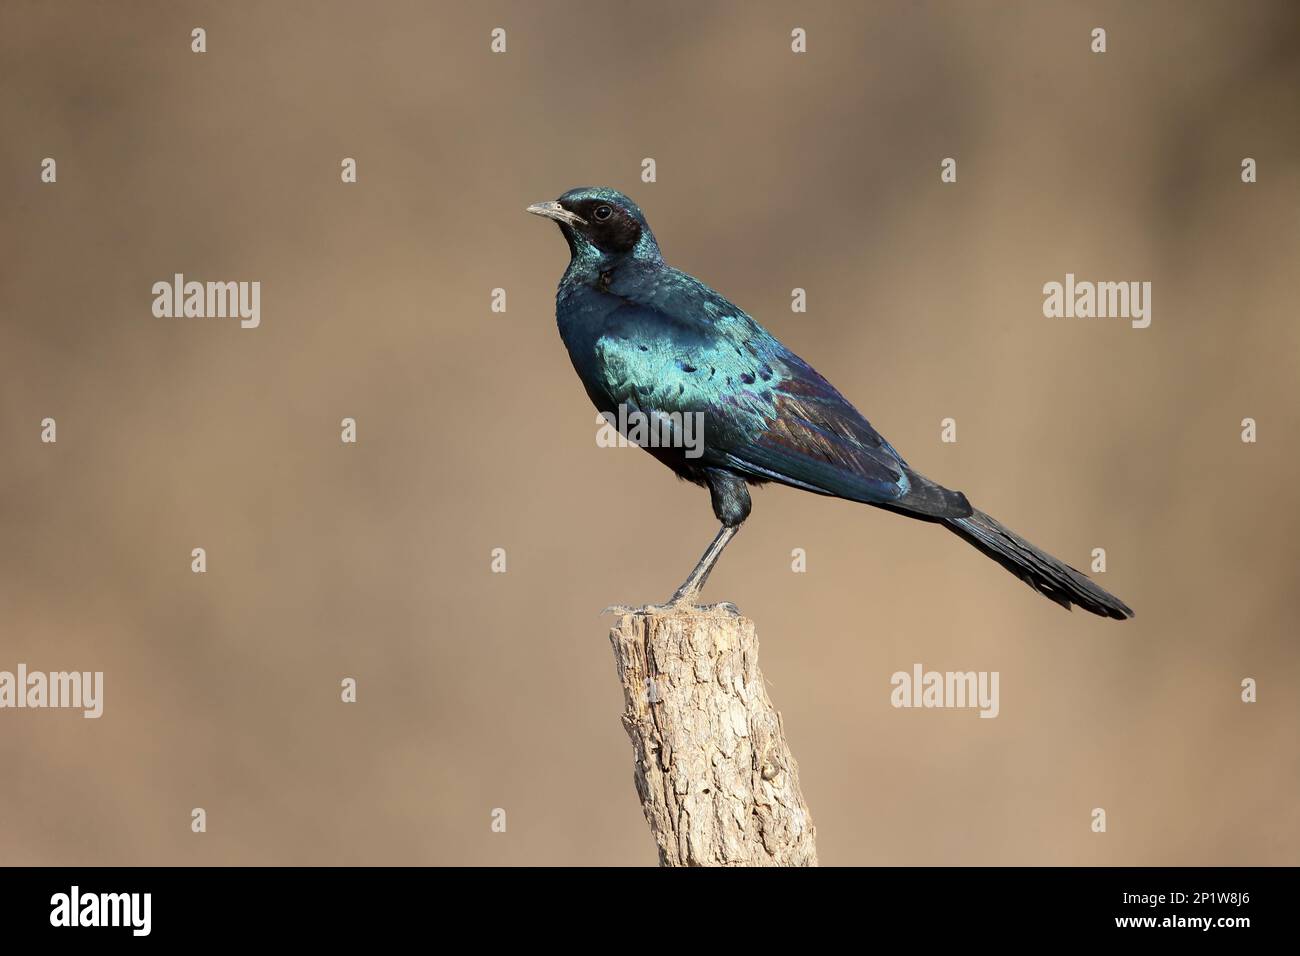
721, 347, 971, 517
593, 291, 970, 518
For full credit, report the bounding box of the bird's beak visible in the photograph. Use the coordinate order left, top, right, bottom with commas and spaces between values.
526, 200, 586, 228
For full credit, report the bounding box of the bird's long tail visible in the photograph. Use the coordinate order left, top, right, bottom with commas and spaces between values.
945, 509, 1133, 620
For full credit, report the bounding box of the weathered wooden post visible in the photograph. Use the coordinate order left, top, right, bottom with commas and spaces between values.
607, 608, 818, 866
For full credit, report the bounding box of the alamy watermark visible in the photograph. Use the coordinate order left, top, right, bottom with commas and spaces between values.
152, 273, 260, 329
50, 886, 150, 936
595, 404, 705, 458
0, 664, 103, 718
891, 663, 999, 718
1043, 273, 1150, 329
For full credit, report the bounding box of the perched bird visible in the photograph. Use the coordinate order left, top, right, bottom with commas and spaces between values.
528, 187, 1133, 620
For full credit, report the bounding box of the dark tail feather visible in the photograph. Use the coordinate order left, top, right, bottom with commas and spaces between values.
946, 509, 1134, 621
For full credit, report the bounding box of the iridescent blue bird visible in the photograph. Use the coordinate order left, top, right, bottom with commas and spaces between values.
528, 187, 1133, 620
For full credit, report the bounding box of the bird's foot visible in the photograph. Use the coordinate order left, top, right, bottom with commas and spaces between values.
601, 599, 741, 618
695, 601, 742, 616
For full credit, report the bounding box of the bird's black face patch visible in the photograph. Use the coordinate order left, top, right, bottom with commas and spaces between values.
562, 198, 643, 254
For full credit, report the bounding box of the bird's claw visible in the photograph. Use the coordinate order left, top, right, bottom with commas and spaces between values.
699, 601, 742, 616
601, 600, 742, 618
601, 604, 642, 616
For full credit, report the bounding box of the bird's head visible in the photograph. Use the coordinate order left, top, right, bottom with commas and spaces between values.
526, 186, 661, 265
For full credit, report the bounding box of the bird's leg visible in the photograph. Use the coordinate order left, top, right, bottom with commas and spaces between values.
603, 471, 750, 617
602, 524, 743, 617
665, 523, 738, 608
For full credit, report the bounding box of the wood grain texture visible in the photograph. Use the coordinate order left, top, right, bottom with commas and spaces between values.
608, 609, 817, 866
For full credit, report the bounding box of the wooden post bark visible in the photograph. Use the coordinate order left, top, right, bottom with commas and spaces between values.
607, 608, 818, 866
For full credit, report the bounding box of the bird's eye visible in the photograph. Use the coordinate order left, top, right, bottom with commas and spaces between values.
593, 205, 613, 221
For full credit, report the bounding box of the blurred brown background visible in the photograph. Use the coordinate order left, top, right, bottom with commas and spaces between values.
1, 0, 1297, 866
